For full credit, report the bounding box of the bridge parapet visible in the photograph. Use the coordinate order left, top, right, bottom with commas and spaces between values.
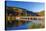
16, 16, 44, 21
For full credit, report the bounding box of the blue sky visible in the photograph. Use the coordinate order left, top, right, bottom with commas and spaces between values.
6, 1, 44, 12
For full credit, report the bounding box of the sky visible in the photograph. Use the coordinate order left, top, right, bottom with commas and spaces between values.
6, 1, 44, 12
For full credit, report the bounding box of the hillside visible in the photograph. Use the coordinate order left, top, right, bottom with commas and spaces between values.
37, 10, 45, 16
6, 6, 39, 16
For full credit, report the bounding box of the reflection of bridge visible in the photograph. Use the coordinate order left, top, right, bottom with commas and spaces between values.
16, 16, 44, 21
16, 16, 45, 26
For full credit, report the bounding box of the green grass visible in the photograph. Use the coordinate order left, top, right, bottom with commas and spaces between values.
29, 23, 45, 29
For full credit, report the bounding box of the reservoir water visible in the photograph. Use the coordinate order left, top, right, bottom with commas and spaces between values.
6, 19, 44, 30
